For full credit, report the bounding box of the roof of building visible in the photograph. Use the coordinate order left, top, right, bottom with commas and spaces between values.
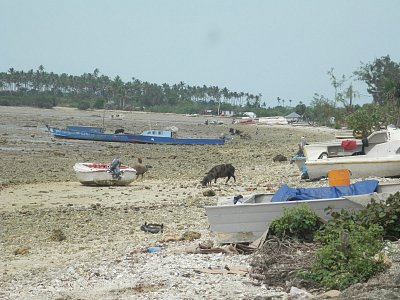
285, 112, 301, 118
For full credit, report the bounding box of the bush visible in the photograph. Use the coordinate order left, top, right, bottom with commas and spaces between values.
345, 104, 385, 137
302, 220, 385, 290
297, 207, 388, 290
358, 192, 400, 240
78, 101, 91, 110
93, 99, 105, 109
269, 204, 322, 241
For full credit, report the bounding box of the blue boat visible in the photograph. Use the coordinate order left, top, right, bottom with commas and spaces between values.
66, 125, 104, 133
47, 126, 225, 145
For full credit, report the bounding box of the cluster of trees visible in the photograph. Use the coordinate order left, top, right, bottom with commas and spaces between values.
1, 55, 399, 133
0, 65, 262, 112
300, 55, 400, 132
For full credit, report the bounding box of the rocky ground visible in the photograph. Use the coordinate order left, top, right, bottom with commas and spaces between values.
1, 106, 399, 299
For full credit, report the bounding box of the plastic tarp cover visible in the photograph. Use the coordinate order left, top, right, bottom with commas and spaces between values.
271, 179, 379, 202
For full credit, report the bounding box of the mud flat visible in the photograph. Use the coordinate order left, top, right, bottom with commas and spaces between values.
2, 106, 397, 299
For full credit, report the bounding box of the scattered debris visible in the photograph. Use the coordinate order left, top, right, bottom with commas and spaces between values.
203, 189, 216, 196
251, 237, 321, 290
51, 229, 66, 242
140, 222, 164, 234
14, 247, 30, 255
181, 231, 201, 241
187, 242, 256, 255
194, 266, 250, 275
273, 154, 288, 162
146, 247, 161, 253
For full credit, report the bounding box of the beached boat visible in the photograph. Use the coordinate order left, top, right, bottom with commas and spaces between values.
73, 162, 137, 186
258, 116, 288, 125
302, 129, 396, 160
126, 129, 225, 144
205, 180, 400, 244
292, 127, 400, 178
238, 118, 256, 125
47, 126, 225, 145
302, 139, 400, 180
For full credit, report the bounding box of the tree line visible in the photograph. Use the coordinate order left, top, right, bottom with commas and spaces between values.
0, 65, 262, 111
1, 55, 399, 133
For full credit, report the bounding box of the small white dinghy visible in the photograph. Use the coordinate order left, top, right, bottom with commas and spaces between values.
73, 161, 137, 186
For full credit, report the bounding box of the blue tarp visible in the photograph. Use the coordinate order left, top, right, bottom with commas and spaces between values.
271, 179, 379, 202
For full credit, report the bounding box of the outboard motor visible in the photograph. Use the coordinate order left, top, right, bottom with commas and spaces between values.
362, 137, 369, 148
109, 158, 122, 178
352, 137, 369, 156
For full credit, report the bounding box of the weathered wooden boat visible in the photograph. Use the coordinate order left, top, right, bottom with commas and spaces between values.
205, 180, 400, 244
73, 162, 137, 186
47, 126, 225, 145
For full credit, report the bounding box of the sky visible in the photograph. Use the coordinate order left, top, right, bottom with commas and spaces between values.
1, 0, 400, 107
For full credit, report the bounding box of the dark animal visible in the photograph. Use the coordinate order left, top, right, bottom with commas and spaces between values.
273, 154, 287, 162
133, 157, 152, 179
229, 128, 242, 135
201, 164, 236, 186
114, 128, 125, 134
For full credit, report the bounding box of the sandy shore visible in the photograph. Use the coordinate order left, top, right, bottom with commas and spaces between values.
2, 106, 394, 299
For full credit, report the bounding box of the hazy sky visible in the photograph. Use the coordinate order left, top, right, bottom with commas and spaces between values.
1, 1, 399, 106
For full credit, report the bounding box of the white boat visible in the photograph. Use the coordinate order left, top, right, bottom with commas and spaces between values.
205, 181, 400, 244
257, 116, 288, 125
303, 129, 395, 161
303, 139, 400, 180
73, 162, 137, 186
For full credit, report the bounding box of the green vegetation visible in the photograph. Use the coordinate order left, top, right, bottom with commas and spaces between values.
357, 192, 400, 240
1, 55, 399, 130
269, 204, 321, 241
303, 212, 385, 290
268, 192, 400, 290
345, 104, 385, 137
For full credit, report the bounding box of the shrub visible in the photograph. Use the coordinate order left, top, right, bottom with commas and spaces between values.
269, 204, 322, 241
302, 220, 385, 290
297, 207, 387, 290
93, 99, 105, 109
358, 192, 400, 240
78, 101, 91, 110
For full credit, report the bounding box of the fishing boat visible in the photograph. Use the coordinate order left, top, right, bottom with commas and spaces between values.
205, 180, 400, 244
125, 129, 225, 145
302, 139, 400, 180
301, 129, 396, 161
47, 126, 225, 145
73, 162, 137, 186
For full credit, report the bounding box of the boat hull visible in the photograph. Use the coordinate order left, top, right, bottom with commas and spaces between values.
73, 163, 137, 186
305, 156, 400, 180
48, 127, 224, 145
205, 183, 400, 244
